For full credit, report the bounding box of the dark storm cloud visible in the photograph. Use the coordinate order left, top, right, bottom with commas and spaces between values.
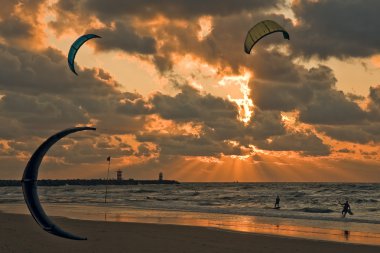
366, 86, 380, 121
247, 49, 371, 128
245, 109, 286, 141
318, 126, 372, 144
318, 122, 380, 145
346, 93, 365, 102
135, 143, 155, 157
43, 137, 135, 165
149, 84, 248, 143
0, 16, 33, 41
361, 151, 378, 157
0, 46, 113, 96
0, 92, 89, 130
65, 136, 134, 164
136, 132, 243, 157
90, 22, 157, 54
291, 0, 380, 59
0, 40, 253, 160
299, 89, 367, 125
250, 52, 337, 112
337, 148, 355, 154
0, 43, 151, 140
0, 116, 24, 139
117, 97, 153, 115
247, 49, 301, 83
251, 79, 312, 111
150, 85, 239, 123
243, 45, 380, 150
81, 0, 281, 21
304, 85, 380, 137
153, 55, 173, 74
0, 0, 46, 47
259, 131, 331, 156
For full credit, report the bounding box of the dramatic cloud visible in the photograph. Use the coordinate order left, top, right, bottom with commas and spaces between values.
318, 122, 380, 144
366, 86, 380, 121
299, 89, 367, 125
91, 22, 157, 55
150, 85, 239, 124
291, 0, 380, 59
258, 130, 331, 156
0, 0, 46, 48
79, 0, 281, 20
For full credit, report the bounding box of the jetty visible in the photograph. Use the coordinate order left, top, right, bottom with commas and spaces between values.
0, 179, 179, 187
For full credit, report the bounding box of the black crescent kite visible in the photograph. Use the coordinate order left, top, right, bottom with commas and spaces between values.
21, 126, 96, 240
68, 34, 101, 75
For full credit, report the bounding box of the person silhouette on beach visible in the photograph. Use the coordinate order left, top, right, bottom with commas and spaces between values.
340, 200, 351, 218
274, 195, 280, 208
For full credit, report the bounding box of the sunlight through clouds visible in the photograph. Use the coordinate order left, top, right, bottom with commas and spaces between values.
219, 72, 254, 124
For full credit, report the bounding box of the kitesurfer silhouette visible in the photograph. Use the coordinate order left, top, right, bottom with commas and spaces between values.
274, 195, 280, 208
339, 200, 351, 218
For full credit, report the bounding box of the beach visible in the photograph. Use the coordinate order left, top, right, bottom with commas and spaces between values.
0, 211, 379, 253
0, 183, 380, 252
1, 183, 379, 252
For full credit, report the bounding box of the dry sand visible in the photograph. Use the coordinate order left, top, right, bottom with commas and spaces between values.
0, 212, 379, 253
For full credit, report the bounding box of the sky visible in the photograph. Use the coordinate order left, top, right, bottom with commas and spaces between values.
1, 0, 380, 182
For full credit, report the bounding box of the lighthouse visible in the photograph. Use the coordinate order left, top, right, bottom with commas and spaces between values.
159, 172, 163, 181
116, 170, 123, 181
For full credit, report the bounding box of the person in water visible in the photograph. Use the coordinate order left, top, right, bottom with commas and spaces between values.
340, 200, 351, 218
274, 195, 280, 208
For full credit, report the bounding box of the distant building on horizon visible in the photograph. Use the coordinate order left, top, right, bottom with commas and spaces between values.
117, 170, 123, 181
159, 172, 163, 181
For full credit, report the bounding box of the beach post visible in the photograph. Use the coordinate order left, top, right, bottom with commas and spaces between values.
105, 156, 111, 203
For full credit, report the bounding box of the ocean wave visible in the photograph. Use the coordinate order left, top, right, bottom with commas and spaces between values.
355, 199, 378, 203
197, 201, 220, 206
1, 183, 380, 225
0, 199, 22, 204
298, 208, 335, 213
291, 192, 306, 198
130, 189, 158, 193
218, 195, 242, 200
185, 191, 200, 196
152, 197, 180, 201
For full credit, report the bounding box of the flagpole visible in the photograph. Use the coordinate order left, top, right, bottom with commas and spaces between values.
104, 157, 111, 203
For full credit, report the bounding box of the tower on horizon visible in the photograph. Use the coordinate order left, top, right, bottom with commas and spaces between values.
116, 170, 122, 181
159, 172, 163, 181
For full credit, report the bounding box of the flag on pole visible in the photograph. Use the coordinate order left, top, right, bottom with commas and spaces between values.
105, 156, 111, 204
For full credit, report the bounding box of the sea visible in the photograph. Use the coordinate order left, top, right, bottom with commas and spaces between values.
0, 183, 379, 245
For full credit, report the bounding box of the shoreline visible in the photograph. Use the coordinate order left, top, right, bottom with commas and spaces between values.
1, 203, 380, 246
0, 212, 379, 253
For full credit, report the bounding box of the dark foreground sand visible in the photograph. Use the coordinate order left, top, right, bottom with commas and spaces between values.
0, 212, 379, 253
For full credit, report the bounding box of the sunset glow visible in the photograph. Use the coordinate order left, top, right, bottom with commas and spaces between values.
0, 0, 379, 182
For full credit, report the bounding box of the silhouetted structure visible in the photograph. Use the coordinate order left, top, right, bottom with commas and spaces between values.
117, 170, 122, 181
2, 179, 179, 187
159, 172, 163, 181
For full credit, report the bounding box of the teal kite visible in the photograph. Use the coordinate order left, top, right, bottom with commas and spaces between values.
68, 34, 101, 75
244, 20, 289, 54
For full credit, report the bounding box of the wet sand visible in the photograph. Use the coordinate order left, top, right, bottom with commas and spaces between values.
0, 212, 379, 253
